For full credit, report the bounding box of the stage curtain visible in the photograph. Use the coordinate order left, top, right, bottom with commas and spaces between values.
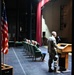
36, 0, 50, 46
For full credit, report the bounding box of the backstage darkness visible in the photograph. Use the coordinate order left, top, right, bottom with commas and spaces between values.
4, 0, 40, 41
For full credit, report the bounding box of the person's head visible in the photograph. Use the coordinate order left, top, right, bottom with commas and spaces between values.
51, 31, 57, 37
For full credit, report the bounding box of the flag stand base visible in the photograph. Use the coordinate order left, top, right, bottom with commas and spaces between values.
1, 63, 13, 75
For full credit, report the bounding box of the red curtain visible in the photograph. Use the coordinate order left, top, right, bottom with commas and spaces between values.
36, 0, 50, 46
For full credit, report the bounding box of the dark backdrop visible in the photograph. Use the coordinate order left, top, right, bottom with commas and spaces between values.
4, 0, 41, 41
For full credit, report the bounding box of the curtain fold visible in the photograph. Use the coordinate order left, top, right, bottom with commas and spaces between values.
36, 0, 50, 46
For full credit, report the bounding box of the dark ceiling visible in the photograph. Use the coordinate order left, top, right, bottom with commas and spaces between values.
4, 0, 41, 10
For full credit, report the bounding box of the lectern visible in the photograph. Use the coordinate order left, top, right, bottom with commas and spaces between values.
57, 43, 72, 70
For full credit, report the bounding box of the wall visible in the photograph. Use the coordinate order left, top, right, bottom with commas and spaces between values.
42, 15, 51, 38
42, 0, 72, 43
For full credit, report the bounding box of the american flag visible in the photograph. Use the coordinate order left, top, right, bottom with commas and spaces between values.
1, 1, 8, 54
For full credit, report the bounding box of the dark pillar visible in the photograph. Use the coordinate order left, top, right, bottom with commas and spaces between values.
27, 0, 32, 40
29, 3, 32, 40
16, 0, 20, 41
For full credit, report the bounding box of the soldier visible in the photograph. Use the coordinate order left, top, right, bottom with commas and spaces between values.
47, 31, 60, 73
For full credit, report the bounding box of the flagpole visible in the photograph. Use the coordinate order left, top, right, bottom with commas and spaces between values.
1, 0, 9, 67
3, 53, 5, 65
